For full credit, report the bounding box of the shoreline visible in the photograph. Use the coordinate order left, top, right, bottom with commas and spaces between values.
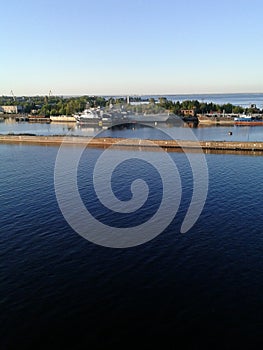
1, 134, 263, 154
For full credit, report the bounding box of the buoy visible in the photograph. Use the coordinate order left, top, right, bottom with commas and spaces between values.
228, 131, 232, 135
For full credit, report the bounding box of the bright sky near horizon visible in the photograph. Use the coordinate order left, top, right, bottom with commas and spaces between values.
1, 0, 263, 95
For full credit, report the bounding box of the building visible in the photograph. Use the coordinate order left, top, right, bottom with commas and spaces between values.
0, 105, 23, 114
181, 109, 196, 117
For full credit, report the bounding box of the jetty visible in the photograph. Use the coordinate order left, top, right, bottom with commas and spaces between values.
1, 134, 263, 154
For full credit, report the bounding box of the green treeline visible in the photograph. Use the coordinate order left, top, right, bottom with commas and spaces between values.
0, 96, 107, 116
157, 97, 259, 115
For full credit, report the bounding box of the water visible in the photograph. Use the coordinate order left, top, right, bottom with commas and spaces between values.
2, 119, 263, 142
1, 143, 263, 348
107, 93, 263, 108
162, 92, 263, 108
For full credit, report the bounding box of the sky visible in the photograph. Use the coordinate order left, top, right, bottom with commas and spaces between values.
1, 0, 263, 96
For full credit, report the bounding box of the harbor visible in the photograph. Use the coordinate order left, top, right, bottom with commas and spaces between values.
1, 94, 263, 129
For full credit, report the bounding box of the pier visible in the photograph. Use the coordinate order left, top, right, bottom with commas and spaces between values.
1, 134, 263, 154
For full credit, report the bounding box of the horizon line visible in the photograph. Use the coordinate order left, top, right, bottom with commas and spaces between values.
1, 91, 263, 97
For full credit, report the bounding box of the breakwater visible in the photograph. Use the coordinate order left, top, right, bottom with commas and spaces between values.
1, 134, 263, 153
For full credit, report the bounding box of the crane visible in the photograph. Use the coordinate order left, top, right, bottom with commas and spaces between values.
10, 90, 16, 101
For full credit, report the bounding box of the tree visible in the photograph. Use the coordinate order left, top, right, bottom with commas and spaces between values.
233, 106, 244, 114
59, 107, 66, 115
40, 104, 50, 116
221, 103, 233, 114
50, 108, 57, 116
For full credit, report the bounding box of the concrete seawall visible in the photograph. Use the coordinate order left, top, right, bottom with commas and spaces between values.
1, 134, 263, 154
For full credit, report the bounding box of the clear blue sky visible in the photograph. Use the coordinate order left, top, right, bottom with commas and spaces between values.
1, 0, 263, 95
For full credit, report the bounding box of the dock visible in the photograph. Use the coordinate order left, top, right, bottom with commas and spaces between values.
1, 134, 263, 154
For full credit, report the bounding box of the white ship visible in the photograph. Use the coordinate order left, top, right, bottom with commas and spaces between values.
73, 109, 101, 124
127, 113, 170, 123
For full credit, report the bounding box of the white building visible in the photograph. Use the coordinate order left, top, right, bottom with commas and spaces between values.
0, 105, 23, 113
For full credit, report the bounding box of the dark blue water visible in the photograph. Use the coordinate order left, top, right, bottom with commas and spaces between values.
1, 143, 263, 348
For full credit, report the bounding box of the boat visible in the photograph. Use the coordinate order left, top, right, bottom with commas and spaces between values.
127, 113, 170, 123
73, 109, 101, 125
234, 115, 263, 125
50, 115, 76, 122
28, 115, 50, 123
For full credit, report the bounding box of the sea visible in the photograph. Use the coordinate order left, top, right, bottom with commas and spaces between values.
110, 92, 263, 108
1, 93, 263, 348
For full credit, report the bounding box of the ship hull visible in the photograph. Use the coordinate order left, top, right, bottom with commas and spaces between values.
76, 118, 101, 125
234, 121, 263, 125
